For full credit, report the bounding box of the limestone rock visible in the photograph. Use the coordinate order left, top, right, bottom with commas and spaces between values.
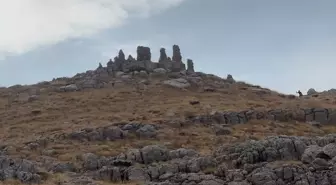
227, 74, 235, 84
187, 59, 195, 73
163, 78, 191, 89
159, 48, 168, 62
137, 46, 151, 61
172, 45, 182, 62
307, 88, 318, 95
59, 84, 78, 92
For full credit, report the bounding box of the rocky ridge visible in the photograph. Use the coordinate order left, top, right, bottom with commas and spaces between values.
5, 135, 336, 185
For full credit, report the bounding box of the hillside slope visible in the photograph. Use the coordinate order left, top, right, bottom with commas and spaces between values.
1, 46, 336, 185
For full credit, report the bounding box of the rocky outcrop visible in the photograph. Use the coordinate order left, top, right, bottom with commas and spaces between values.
64, 123, 159, 141
137, 46, 151, 61
190, 108, 336, 125
159, 48, 168, 62
0, 156, 41, 183
187, 59, 194, 73
163, 78, 191, 89
172, 45, 182, 63
55, 134, 336, 185
307, 88, 318, 96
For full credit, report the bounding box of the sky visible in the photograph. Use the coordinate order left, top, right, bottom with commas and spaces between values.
0, 0, 335, 94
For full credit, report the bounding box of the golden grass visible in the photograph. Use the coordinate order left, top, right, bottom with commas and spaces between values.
1, 79, 336, 163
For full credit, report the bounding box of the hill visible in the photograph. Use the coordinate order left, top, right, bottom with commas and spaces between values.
1, 45, 336, 185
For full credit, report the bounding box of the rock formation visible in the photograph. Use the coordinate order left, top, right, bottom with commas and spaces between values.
227, 74, 235, 83
159, 48, 168, 62
307, 88, 318, 95
100, 45, 189, 75
187, 59, 194, 73
137, 46, 151, 61
172, 45, 182, 62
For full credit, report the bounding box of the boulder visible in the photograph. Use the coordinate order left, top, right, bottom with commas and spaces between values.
163, 78, 191, 89
307, 88, 318, 95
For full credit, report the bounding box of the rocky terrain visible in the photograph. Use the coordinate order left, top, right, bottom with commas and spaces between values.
1, 45, 336, 185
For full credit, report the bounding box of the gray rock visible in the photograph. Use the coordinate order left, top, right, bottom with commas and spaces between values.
141, 145, 169, 164
168, 148, 199, 159
28, 95, 39, 102
50, 162, 76, 173
307, 88, 317, 95
82, 153, 102, 170
248, 170, 277, 185
136, 124, 157, 138
128, 166, 150, 181
213, 125, 232, 135
172, 45, 182, 63
228, 181, 251, 185
59, 84, 78, 92
95, 166, 123, 182
302, 145, 323, 164
322, 143, 336, 158
153, 68, 167, 74
227, 74, 235, 84
163, 78, 191, 89
311, 158, 329, 170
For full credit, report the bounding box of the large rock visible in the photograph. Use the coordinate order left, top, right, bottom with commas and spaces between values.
137, 46, 151, 61
187, 59, 195, 73
307, 88, 318, 95
159, 48, 168, 62
59, 84, 78, 92
0, 156, 41, 183
163, 78, 191, 89
172, 45, 182, 63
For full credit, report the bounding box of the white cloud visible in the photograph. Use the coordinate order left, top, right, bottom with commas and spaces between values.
0, 0, 185, 57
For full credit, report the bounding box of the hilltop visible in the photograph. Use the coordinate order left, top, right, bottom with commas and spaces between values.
1, 45, 336, 185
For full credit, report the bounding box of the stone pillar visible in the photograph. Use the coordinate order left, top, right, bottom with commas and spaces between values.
187, 59, 194, 73
137, 46, 151, 61
159, 48, 168, 62
172, 45, 182, 62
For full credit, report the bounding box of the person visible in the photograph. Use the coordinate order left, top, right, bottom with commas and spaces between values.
296, 90, 303, 97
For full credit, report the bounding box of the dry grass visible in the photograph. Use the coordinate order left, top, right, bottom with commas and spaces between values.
1, 79, 336, 163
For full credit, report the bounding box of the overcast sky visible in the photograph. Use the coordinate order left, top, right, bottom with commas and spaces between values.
0, 0, 335, 94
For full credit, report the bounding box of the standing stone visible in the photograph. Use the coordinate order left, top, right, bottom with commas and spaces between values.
307, 88, 317, 95
187, 59, 194, 73
227, 74, 235, 84
159, 48, 168, 62
127, 55, 136, 62
114, 50, 126, 71
172, 45, 182, 62
118, 49, 125, 61
137, 46, 151, 61
106, 59, 115, 76
98, 63, 103, 69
